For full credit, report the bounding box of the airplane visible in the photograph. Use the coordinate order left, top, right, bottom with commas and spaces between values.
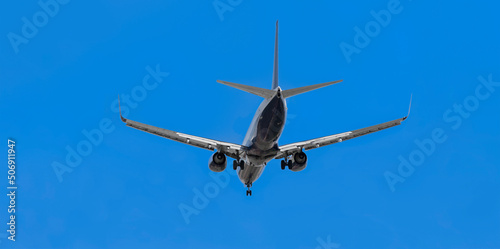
118, 21, 411, 196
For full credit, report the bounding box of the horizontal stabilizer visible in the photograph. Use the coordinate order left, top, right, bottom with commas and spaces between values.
217, 80, 275, 99
282, 80, 343, 98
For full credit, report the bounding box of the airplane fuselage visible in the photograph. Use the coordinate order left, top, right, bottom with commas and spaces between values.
119, 21, 407, 196
238, 87, 287, 186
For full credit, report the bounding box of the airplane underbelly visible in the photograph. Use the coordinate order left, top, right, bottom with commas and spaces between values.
237, 164, 265, 185
257, 102, 285, 144
238, 93, 286, 186
237, 152, 276, 185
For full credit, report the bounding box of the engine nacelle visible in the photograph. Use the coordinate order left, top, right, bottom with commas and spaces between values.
208, 152, 227, 172
290, 151, 307, 172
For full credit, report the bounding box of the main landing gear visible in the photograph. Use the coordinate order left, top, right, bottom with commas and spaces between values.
281, 158, 292, 170
233, 160, 245, 170
246, 183, 252, 196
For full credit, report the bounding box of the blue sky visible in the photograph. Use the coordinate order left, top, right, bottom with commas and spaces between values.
1, 0, 500, 248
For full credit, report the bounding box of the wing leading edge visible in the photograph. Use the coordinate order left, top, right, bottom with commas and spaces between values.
276, 95, 412, 159
118, 96, 245, 159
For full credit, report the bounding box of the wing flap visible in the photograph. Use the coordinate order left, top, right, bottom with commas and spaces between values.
119, 96, 244, 159
276, 116, 406, 159
276, 95, 412, 158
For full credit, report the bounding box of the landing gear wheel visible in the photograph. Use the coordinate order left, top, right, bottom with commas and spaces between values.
234, 160, 245, 170
287, 160, 293, 169
246, 183, 252, 196
281, 160, 286, 170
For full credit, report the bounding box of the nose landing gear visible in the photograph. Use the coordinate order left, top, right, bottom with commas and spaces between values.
246, 183, 252, 196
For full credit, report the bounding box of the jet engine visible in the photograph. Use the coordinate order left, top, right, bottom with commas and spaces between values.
289, 151, 307, 172
208, 152, 227, 172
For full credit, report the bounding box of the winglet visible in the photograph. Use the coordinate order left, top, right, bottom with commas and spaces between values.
403, 94, 412, 120
118, 95, 127, 122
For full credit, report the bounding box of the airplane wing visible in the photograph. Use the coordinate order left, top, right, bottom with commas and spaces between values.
118, 97, 245, 159
276, 96, 412, 159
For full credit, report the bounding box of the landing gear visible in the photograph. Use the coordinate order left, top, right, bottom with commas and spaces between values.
281, 158, 293, 170
246, 183, 252, 196
233, 160, 245, 170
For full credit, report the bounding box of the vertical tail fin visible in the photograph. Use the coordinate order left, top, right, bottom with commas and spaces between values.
272, 20, 279, 90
